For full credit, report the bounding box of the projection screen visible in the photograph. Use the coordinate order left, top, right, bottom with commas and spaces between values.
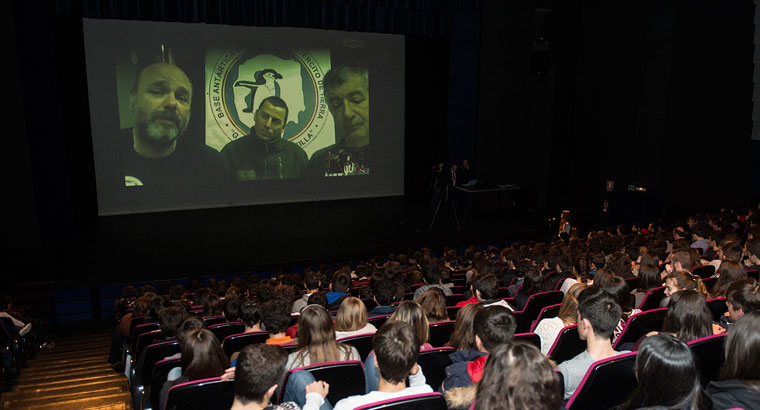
83, 19, 405, 215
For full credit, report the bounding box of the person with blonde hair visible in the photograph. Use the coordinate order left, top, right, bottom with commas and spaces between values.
334, 297, 376, 339
533, 282, 587, 354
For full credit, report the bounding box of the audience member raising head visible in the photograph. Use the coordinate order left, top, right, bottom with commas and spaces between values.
473, 342, 562, 410
617, 333, 711, 410
334, 296, 377, 339
287, 305, 359, 369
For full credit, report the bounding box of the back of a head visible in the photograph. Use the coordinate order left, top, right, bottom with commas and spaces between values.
417, 288, 449, 322
373, 322, 419, 384
373, 279, 399, 306
335, 296, 367, 332
721, 310, 760, 382
423, 264, 442, 285
726, 278, 760, 315
239, 299, 261, 328
234, 344, 288, 405
304, 272, 321, 291
662, 290, 712, 342
473, 306, 516, 352
331, 270, 351, 293
389, 300, 429, 345
746, 238, 760, 259
447, 303, 483, 351
474, 342, 561, 410
578, 287, 622, 340
637, 264, 662, 293
711, 260, 748, 297
473, 273, 500, 300
601, 276, 633, 314
721, 242, 743, 263
671, 251, 694, 271
297, 305, 336, 350
591, 268, 616, 289
158, 306, 188, 338
518, 269, 548, 297
180, 328, 229, 382
558, 283, 587, 324
259, 299, 292, 334
619, 333, 707, 410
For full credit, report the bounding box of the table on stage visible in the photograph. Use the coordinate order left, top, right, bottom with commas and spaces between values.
454, 184, 520, 221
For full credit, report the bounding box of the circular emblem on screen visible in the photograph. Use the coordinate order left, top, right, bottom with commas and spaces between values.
206, 49, 329, 151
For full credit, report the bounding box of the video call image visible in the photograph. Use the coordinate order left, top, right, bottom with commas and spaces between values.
84, 20, 404, 215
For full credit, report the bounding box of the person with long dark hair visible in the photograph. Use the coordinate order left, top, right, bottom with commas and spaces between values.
514, 269, 549, 311
473, 342, 562, 410
707, 310, 760, 409
616, 334, 711, 410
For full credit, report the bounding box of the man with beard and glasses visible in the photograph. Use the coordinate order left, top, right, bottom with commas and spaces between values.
123, 62, 225, 186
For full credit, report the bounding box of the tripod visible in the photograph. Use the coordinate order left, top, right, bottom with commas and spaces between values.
429, 184, 460, 230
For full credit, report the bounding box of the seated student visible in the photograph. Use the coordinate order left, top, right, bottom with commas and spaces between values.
292, 272, 321, 313
326, 270, 351, 311
159, 328, 229, 410
240, 299, 262, 333
364, 301, 431, 392
334, 297, 377, 339
224, 297, 241, 322
286, 305, 360, 369
534, 283, 586, 355
630, 290, 713, 351
446, 303, 483, 352
472, 342, 562, 410
413, 265, 453, 300
456, 274, 514, 310
661, 270, 709, 308
710, 260, 748, 298
309, 321, 433, 410
259, 299, 296, 345
231, 344, 328, 410
442, 305, 516, 396
617, 334, 711, 410
558, 287, 630, 400
707, 310, 760, 409
631, 264, 662, 308
167, 316, 206, 381
417, 288, 450, 323
514, 269, 550, 311
366, 280, 400, 318
599, 276, 640, 343
717, 278, 760, 331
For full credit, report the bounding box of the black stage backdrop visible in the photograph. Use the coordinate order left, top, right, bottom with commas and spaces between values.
3, 0, 755, 285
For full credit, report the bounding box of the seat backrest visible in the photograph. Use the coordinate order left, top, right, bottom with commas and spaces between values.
139, 340, 181, 388
417, 347, 454, 391
130, 322, 159, 352
513, 333, 541, 350
547, 325, 585, 365
706, 297, 728, 322
150, 357, 181, 409
135, 330, 165, 359
566, 352, 637, 410
279, 361, 365, 405
613, 308, 668, 350
701, 277, 718, 292
445, 306, 461, 321
428, 321, 455, 347
208, 322, 245, 343
747, 269, 759, 280
201, 315, 227, 327
530, 303, 561, 332
521, 291, 564, 319
624, 276, 639, 291
337, 333, 375, 361
221, 331, 269, 358
449, 285, 465, 294
638, 286, 667, 311
445, 294, 465, 307
691, 264, 716, 279
164, 377, 234, 410
688, 333, 727, 386
353, 392, 447, 410
367, 314, 391, 329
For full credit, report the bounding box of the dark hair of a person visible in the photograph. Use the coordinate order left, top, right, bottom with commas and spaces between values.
158, 306, 188, 338
239, 299, 261, 328
447, 303, 483, 351
223, 297, 240, 322
291, 305, 353, 367
590, 253, 606, 270
122, 285, 137, 299
617, 334, 711, 410
423, 264, 443, 285
373, 280, 399, 306
726, 278, 760, 314
639, 250, 660, 267
193, 288, 210, 308
373, 321, 419, 384
388, 301, 429, 345
637, 264, 663, 293
606, 252, 634, 279
234, 344, 288, 404
721, 242, 743, 263
147, 295, 166, 319
308, 291, 328, 310
169, 284, 185, 300
331, 270, 351, 293
177, 316, 206, 346
417, 288, 449, 323
591, 268, 616, 289
203, 294, 224, 317
259, 299, 292, 334
474, 342, 562, 410
177, 328, 229, 383
473, 306, 516, 352
662, 290, 712, 343
133, 296, 152, 317
719, 310, 760, 391
472, 274, 501, 300
746, 238, 760, 258
600, 276, 633, 319
517, 269, 549, 297
577, 287, 622, 339
710, 260, 748, 298
303, 272, 321, 291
